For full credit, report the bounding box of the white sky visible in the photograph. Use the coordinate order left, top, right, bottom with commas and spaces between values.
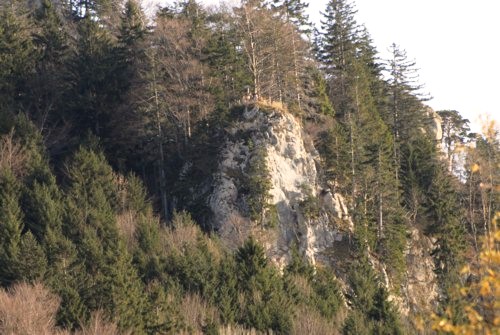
316, 0, 500, 133
147, 0, 499, 133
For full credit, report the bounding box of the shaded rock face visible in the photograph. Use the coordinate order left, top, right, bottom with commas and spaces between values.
401, 228, 439, 315
208, 105, 437, 313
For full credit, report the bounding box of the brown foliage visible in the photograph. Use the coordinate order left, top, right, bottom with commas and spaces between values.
162, 218, 201, 253
178, 293, 219, 334
75, 311, 131, 335
116, 210, 138, 250
291, 305, 339, 335
0, 282, 66, 335
219, 324, 270, 335
0, 283, 132, 335
0, 131, 29, 177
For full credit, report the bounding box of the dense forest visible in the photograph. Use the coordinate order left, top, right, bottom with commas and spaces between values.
0, 0, 498, 334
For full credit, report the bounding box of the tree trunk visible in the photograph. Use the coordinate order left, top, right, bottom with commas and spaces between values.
152, 55, 169, 223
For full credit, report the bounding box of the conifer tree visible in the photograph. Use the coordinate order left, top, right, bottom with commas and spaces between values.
271, 0, 310, 32
30, 0, 72, 132
114, 0, 147, 97
0, 1, 37, 114
386, 44, 429, 186
428, 164, 467, 298
369, 286, 403, 334
17, 231, 47, 282
107, 0, 149, 169
235, 237, 292, 333
67, 18, 117, 137
318, 0, 361, 202
64, 148, 147, 332
437, 110, 470, 173
246, 146, 272, 226
0, 168, 23, 286
205, 8, 251, 109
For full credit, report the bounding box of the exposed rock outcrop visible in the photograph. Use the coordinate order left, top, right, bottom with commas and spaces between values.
209, 105, 352, 268
208, 104, 437, 315
425, 106, 443, 143
402, 227, 439, 315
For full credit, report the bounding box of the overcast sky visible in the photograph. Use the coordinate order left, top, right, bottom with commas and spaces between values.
147, 0, 499, 132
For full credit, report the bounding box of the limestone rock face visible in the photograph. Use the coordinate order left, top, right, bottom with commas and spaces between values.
208, 106, 352, 267
425, 106, 443, 142
208, 105, 437, 314
402, 227, 439, 315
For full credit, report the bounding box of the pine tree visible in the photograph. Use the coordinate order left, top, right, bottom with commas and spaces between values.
271, 0, 310, 30
386, 43, 429, 187
235, 237, 292, 333
66, 18, 119, 138
0, 168, 23, 286
106, 0, 149, 170
235, 237, 268, 286
318, 0, 359, 94
437, 110, 470, 173
0, 1, 37, 114
343, 310, 372, 335
30, 0, 72, 132
114, 0, 147, 93
64, 148, 147, 332
17, 231, 47, 282
317, 0, 361, 203
245, 146, 273, 226
214, 257, 239, 324
428, 165, 467, 299
369, 286, 403, 334
205, 8, 251, 110
22, 166, 64, 242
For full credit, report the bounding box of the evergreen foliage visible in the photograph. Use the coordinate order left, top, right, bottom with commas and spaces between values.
0, 0, 488, 333
0, 168, 23, 286
245, 146, 273, 226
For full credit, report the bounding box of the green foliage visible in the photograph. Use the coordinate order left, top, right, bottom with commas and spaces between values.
0, 0, 480, 332
310, 68, 335, 116
66, 18, 120, 138
285, 243, 314, 278
342, 310, 372, 335
235, 238, 293, 333
369, 286, 403, 334
0, 168, 23, 286
428, 166, 467, 298
245, 146, 273, 226
0, 1, 37, 109
17, 232, 47, 282
235, 238, 268, 285
299, 184, 321, 220
344, 257, 403, 334
310, 267, 343, 319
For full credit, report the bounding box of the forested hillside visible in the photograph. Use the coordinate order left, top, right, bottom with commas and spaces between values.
0, 0, 498, 334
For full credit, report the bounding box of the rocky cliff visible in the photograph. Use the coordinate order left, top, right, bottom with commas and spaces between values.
208, 103, 437, 315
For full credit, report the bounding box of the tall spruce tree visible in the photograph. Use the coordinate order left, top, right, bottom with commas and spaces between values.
0, 1, 37, 116
386, 44, 429, 186
318, 0, 360, 202
0, 168, 23, 286
66, 18, 118, 138
64, 148, 146, 332
30, 0, 71, 133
